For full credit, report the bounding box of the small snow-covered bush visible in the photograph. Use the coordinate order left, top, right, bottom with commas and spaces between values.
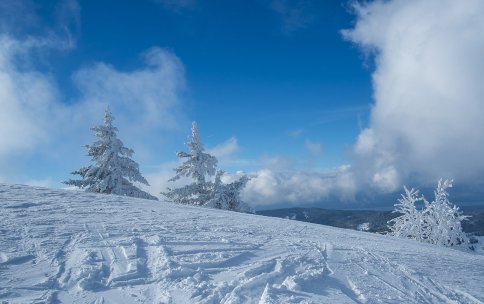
388, 186, 425, 241
423, 179, 468, 246
357, 222, 371, 231
388, 179, 468, 247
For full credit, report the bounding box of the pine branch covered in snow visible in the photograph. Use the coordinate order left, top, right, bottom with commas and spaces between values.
163, 122, 252, 212
64, 107, 157, 200
388, 186, 426, 241
162, 122, 217, 206
423, 179, 469, 246
204, 171, 253, 213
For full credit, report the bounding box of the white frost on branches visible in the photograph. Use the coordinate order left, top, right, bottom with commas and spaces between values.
423, 179, 469, 246
388, 179, 468, 247
205, 171, 253, 213
388, 186, 425, 242
64, 107, 157, 200
163, 122, 252, 212
163, 122, 217, 206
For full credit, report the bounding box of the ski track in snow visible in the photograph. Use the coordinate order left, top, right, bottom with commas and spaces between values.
1, 184, 483, 303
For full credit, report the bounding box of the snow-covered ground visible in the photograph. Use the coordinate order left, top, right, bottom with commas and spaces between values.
1, 184, 483, 303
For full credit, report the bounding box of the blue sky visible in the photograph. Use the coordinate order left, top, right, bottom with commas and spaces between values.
1, 0, 484, 209
64, 0, 372, 170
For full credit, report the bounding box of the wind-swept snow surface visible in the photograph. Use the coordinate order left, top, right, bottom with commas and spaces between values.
1, 184, 483, 303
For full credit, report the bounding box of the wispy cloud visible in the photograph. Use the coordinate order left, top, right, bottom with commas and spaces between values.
288, 128, 304, 138
55, 0, 81, 47
0, 0, 80, 47
0, 2, 187, 185
153, 0, 197, 12
0, 0, 38, 35
207, 137, 239, 159
268, 0, 314, 33
304, 139, 323, 157
0, 36, 65, 160
73, 47, 186, 137
311, 105, 370, 126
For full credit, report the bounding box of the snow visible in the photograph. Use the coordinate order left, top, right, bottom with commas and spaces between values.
164, 121, 218, 206
65, 107, 156, 200
1, 183, 484, 303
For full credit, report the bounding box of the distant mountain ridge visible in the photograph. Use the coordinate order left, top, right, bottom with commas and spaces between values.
257, 207, 484, 236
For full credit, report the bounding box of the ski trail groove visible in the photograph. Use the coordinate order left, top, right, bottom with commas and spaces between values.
1, 184, 483, 303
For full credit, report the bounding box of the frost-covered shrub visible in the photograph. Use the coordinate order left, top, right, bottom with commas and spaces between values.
388, 186, 426, 241
357, 222, 371, 231
388, 179, 468, 247
423, 179, 468, 246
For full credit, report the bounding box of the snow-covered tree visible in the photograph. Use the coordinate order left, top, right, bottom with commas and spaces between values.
388, 186, 426, 241
64, 107, 157, 200
205, 171, 253, 213
388, 179, 468, 247
162, 121, 217, 206
423, 179, 468, 246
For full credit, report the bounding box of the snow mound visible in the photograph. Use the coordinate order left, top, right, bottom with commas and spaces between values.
1, 183, 483, 303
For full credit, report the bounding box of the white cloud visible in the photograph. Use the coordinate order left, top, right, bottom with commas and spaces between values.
207, 136, 258, 170
344, 0, 484, 191
73, 47, 185, 130
304, 139, 323, 156
71, 47, 186, 160
142, 161, 184, 200
145, 151, 359, 209
0, 0, 187, 184
0, 37, 186, 183
354, 128, 375, 156
208, 137, 239, 159
371, 166, 398, 193
242, 165, 356, 208
0, 36, 65, 160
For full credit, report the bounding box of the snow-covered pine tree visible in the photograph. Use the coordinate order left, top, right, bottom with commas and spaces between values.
205, 171, 253, 213
162, 121, 217, 206
388, 186, 426, 241
64, 107, 157, 200
423, 179, 468, 246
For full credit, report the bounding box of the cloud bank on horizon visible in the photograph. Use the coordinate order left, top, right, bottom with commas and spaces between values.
0, 0, 483, 208
241, 0, 484, 206
343, 0, 484, 193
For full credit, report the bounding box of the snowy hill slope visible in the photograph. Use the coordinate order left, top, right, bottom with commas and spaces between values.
1, 184, 483, 303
